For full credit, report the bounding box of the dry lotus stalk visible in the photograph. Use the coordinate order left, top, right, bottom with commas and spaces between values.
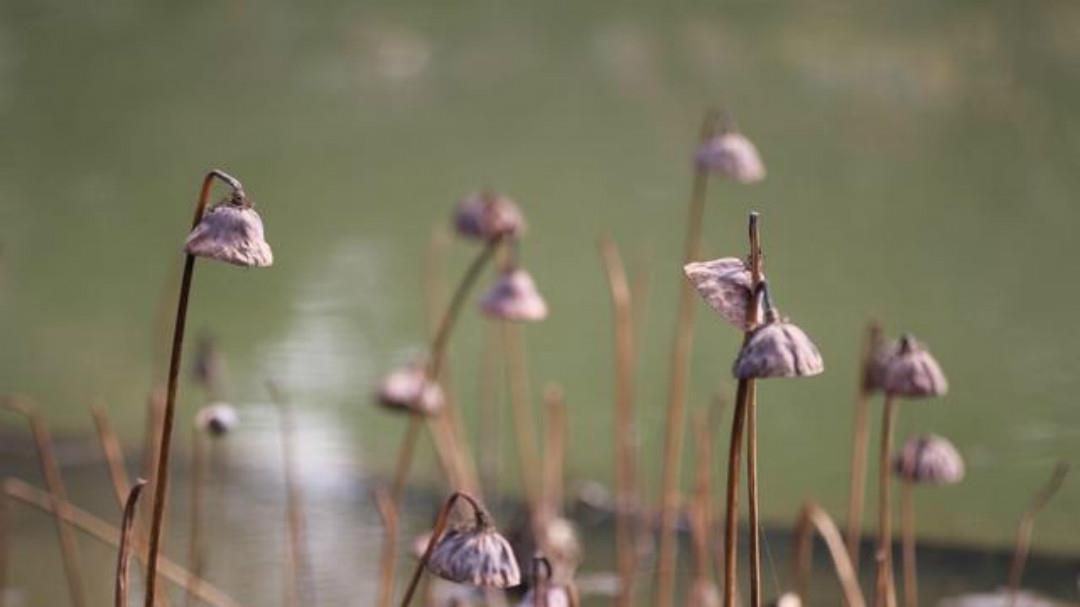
427, 523, 521, 588
454, 191, 526, 241
882, 334, 948, 398
376, 363, 445, 415
894, 434, 964, 484
683, 257, 758, 330
694, 131, 766, 183
733, 292, 824, 380
479, 268, 548, 322
184, 194, 273, 267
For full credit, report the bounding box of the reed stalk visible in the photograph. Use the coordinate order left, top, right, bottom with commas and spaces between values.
874, 395, 899, 607
399, 491, 486, 607
655, 110, 719, 607
115, 480, 148, 607
791, 501, 867, 607
184, 429, 207, 607
2, 397, 87, 607
373, 487, 398, 607
846, 321, 883, 571
1006, 461, 1068, 605
722, 213, 763, 607
144, 169, 245, 606
598, 235, 639, 607
900, 479, 916, 607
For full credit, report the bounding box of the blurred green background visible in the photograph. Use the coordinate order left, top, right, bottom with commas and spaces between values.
1, 0, 1079, 604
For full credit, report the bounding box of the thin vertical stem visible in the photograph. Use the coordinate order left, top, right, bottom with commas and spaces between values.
145, 169, 239, 607
2, 397, 87, 607
689, 410, 714, 584
503, 322, 541, 511
390, 419, 423, 504
92, 406, 132, 508
846, 321, 883, 571
746, 390, 762, 607
184, 431, 206, 607
874, 396, 898, 607
116, 481, 148, 607
655, 109, 719, 607
901, 480, 917, 607
542, 385, 567, 524
1006, 461, 1068, 604
373, 487, 398, 607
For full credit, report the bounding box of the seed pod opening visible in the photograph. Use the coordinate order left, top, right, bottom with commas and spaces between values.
427, 520, 522, 588
194, 403, 239, 437
480, 268, 548, 322
684, 257, 759, 330
694, 131, 766, 183
454, 191, 526, 241
882, 334, 948, 398
376, 362, 445, 415
185, 195, 273, 267
894, 434, 964, 485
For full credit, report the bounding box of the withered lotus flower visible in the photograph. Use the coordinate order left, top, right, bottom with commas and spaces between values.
694, 131, 766, 183
184, 192, 273, 267
684, 257, 758, 330
427, 519, 521, 588
479, 267, 548, 322
733, 284, 823, 380
454, 191, 526, 241
894, 434, 964, 485
882, 334, 947, 398
376, 362, 444, 415
194, 402, 239, 437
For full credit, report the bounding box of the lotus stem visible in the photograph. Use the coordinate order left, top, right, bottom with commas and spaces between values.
655, 109, 719, 607
145, 169, 243, 607
598, 235, 639, 607
846, 321, 882, 571
791, 501, 867, 607
399, 491, 486, 607
2, 397, 87, 607
901, 479, 917, 607
1007, 461, 1068, 605
116, 480, 148, 607
874, 395, 899, 607
503, 321, 542, 512
689, 410, 714, 586
373, 487, 399, 607
541, 384, 567, 525
3, 477, 244, 607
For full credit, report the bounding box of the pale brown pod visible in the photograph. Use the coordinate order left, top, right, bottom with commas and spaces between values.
376, 362, 445, 415
694, 131, 766, 183
894, 434, 965, 485
733, 300, 824, 380
194, 402, 239, 437
683, 257, 759, 330
882, 334, 948, 398
454, 191, 526, 241
426, 523, 522, 588
479, 268, 548, 322
184, 196, 273, 267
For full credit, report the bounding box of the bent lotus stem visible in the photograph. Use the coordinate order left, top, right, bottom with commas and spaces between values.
791, 501, 866, 607
655, 109, 720, 607
144, 169, 245, 607
399, 491, 487, 607
846, 321, 883, 570
874, 395, 899, 607
374, 487, 399, 607
116, 480, 148, 607
723, 213, 763, 607
2, 397, 87, 607
1007, 461, 1068, 605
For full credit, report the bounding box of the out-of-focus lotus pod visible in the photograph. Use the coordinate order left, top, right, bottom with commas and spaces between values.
194, 403, 239, 437
882, 334, 947, 398
894, 434, 964, 485
185, 195, 273, 267
376, 363, 444, 415
733, 301, 824, 379
454, 191, 526, 241
480, 268, 548, 322
519, 585, 573, 607
695, 131, 766, 183
427, 521, 521, 588
768, 593, 804, 607
686, 578, 721, 607
541, 517, 583, 573
684, 257, 758, 330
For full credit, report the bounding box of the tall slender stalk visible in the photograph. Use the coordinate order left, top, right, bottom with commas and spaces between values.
846, 321, 883, 571
791, 502, 867, 607
874, 396, 899, 607
502, 322, 542, 511
900, 479, 917, 607
373, 487, 399, 607
655, 109, 720, 607
2, 397, 87, 607
541, 384, 567, 524
723, 214, 763, 607
689, 410, 715, 589
598, 235, 639, 607
116, 481, 148, 607
1006, 461, 1068, 605
144, 169, 244, 607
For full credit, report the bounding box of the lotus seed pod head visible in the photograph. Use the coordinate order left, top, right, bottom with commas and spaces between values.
768, 593, 803, 607
882, 333, 948, 398
695, 131, 766, 183
453, 191, 526, 241
733, 312, 824, 380
894, 434, 965, 484
519, 585, 573, 607
683, 257, 760, 330
195, 402, 239, 437
686, 578, 721, 607
376, 362, 445, 416
184, 193, 273, 267
426, 520, 522, 588
480, 267, 548, 322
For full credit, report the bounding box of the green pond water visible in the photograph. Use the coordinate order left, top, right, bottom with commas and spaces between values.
1, 1, 1079, 605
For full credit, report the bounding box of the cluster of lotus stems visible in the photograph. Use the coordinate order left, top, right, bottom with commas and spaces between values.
0, 113, 1071, 607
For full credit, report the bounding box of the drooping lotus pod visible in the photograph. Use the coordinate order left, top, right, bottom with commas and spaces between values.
894, 434, 965, 485
453, 191, 526, 241
695, 131, 766, 183
376, 362, 444, 415
684, 257, 759, 330
882, 334, 947, 398
426, 521, 521, 588
194, 402, 239, 437
733, 286, 824, 380
480, 267, 548, 322
185, 193, 273, 267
